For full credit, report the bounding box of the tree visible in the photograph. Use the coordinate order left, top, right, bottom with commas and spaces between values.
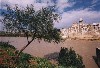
2, 5, 62, 56
58, 47, 85, 68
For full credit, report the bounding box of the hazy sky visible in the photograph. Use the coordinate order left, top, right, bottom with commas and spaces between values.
0, 0, 100, 30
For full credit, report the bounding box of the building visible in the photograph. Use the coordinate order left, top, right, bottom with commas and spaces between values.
61, 18, 100, 39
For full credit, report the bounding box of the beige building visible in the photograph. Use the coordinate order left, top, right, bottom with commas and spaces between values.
61, 19, 100, 39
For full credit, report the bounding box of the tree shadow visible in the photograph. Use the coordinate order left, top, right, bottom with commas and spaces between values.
44, 52, 59, 61
92, 56, 100, 68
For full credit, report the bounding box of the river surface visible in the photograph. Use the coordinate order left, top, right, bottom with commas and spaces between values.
0, 37, 100, 68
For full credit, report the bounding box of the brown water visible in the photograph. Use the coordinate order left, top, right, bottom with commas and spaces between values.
0, 37, 100, 68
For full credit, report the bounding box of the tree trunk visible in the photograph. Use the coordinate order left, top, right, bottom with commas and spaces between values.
17, 39, 34, 57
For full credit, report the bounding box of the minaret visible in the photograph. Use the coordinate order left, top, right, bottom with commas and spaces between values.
79, 18, 83, 34
79, 18, 83, 23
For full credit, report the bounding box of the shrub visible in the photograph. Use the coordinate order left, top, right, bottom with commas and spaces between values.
58, 47, 85, 68
0, 42, 55, 68
0, 42, 85, 68
0, 42, 16, 49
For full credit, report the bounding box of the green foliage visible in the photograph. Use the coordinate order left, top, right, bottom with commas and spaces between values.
58, 47, 85, 68
0, 42, 16, 68
0, 42, 85, 68
2, 5, 63, 57
30, 57, 55, 68
0, 42, 55, 68
2, 5, 62, 43
55, 66, 77, 68
0, 42, 16, 49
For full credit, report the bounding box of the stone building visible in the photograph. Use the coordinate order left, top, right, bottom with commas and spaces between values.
61, 18, 100, 39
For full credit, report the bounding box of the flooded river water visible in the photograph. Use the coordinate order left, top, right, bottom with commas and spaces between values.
0, 37, 100, 68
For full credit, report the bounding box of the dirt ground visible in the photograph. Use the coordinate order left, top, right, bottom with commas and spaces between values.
0, 37, 100, 68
